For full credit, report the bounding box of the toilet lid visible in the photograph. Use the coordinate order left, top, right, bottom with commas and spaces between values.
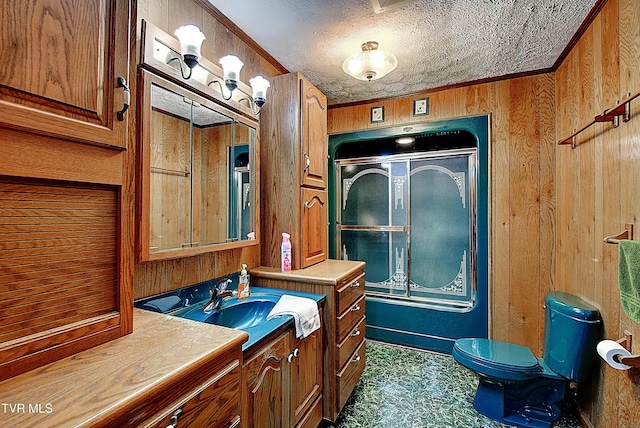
453, 338, 542, 379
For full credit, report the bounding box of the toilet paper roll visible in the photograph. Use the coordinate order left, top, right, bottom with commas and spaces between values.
597, 340, 632, 370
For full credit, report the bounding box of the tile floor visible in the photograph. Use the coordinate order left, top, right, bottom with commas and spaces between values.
333, 340, 582, 428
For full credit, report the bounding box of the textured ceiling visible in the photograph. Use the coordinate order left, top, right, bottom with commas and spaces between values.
207, 0, 598, 106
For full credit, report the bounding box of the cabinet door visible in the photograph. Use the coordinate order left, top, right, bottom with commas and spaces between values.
301, 188, 328, 268
0, 0, 130, 149
243, 333, 287, 428
300, 78, 327, 188
290, 329, 323, 427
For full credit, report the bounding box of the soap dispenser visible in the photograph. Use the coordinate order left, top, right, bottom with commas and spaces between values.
238, 263, 250, 299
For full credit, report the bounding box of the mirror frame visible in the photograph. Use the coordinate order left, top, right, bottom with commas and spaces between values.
137, 70, 260, 261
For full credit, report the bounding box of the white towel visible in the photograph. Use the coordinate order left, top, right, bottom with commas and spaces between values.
267, 295, 321, 339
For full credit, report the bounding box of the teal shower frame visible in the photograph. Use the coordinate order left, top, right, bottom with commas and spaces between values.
328, 115, 490, 353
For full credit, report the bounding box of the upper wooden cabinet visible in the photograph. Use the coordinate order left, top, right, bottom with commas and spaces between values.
260, 72, 328, 270
0, 0, 130, 150
301, 79, 328, 189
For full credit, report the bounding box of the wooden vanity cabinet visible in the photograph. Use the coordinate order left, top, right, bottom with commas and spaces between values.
252, 260, 366, 423
242, 318, 323, 428
260, 72, 328, 270
0, 310, 247, 428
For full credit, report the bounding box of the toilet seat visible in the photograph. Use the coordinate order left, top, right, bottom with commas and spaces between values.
453, 338, 543, 381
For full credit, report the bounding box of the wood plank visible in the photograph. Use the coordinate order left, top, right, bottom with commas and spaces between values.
490, 79, 512, 342
537, 72, 556, 355
507, 76, 541, 349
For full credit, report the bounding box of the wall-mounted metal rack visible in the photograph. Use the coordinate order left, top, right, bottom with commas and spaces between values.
604, 223, 634, 245
558, 89, 640, 149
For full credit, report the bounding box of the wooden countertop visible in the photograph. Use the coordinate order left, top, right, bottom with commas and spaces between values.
0, 309, 248, 427
252, 259, 366, 286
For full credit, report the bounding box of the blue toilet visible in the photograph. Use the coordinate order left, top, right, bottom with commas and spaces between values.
452, 291, 601, 428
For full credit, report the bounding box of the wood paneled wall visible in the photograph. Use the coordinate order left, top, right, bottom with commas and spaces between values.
555, 0, 640, 426
329, 75, 557, 354
329, 0, 640, 426
133, 0, 273, 299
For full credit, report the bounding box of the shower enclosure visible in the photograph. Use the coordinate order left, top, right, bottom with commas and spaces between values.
329, 116, 489, 353
337, 149, 476, 309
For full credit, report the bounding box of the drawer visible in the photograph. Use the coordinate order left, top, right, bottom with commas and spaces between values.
337, 317, 365, 369
337, 295, 365, 342
294, 395, 323, 428
337, 341, 366, 412
143, 360, 241, 428
337, 273, 365, 314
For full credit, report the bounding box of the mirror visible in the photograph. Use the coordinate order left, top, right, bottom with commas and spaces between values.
139, 71, 258, 261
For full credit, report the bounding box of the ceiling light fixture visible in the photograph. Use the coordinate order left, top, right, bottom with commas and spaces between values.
395, 136, 415, 145
342, 41, 398, 81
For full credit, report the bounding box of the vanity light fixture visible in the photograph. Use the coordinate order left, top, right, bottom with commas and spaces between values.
207, 55, 243, 101
210, 57, 270, 113
173, 25, 270, 113
245, 76, 270, 114
172, 25, 206, 79
343, 41, 398, 81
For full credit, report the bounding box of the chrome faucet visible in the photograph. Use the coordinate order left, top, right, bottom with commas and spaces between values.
203, 278, 235, 313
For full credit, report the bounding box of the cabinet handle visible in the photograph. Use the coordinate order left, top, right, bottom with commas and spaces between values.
116, 76, 130, 121
351, 355, 361, 364
350, 281, 361, 288
287, 353, 295, 363
293, 348, 299, 357
303, 153, 310, 172
351, 329, 361, 337
226, 416, 241, 428
350, 304, 361, 312
165, 408, 182, 428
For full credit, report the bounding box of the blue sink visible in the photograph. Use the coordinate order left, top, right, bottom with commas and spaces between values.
205, 298, 276, 329
149, 287, 324, 353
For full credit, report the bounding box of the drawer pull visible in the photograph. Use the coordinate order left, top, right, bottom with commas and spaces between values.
350, 281, 361, 288
166, 409, 182, 428
350, 304, 361, 312
287, 353, 294, 363
351, 329, 361, 337
351, 355, 361, 364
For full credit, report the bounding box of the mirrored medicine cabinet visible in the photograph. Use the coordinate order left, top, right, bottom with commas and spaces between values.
138, 70, 259, 261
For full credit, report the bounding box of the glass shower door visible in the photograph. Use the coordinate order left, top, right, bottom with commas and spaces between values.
337, 149, 476, 309
339, 160, 409, 298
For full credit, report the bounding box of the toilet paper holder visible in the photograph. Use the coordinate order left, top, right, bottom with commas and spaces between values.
615, 332, 640, 368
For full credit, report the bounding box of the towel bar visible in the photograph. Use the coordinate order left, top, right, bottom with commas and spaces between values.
604, 223, 634, 244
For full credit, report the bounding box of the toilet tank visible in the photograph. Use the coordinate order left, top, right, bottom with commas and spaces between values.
543, 292, 602, 382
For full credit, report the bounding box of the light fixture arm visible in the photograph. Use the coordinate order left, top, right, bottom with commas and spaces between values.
238, 97, 262, 115
166, 55, 194, 80
206, 78, 233, 100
